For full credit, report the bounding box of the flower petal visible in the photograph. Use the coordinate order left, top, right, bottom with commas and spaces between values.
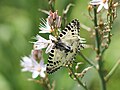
20, 56, 34, 72
103, 2, 108, 9
45, 43, 54, 53
36, 35, 48, 42
33, 35, 49, 50
32, 71, 39, 78
21, 68, 28, 72
97, 4, 104, 12
45, 35, 56, 53
39, 60, 44, 66
34, 43, 48, 50
39, 19, 51, 33
39, 30, 51, 33
90, 0, 101, 5
49, 35, 56, 41
40, 71, 46, 78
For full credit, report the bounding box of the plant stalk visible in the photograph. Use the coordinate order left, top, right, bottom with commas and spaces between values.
93, 6, 106, 90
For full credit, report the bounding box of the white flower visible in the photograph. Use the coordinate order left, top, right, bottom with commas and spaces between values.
20, 56, 33, 72
32, 59, 46, 78
90, 0, 102, 5
33, 35, 56, 53
39, 19, 53, 33
33, 35, 50, 50
21, 56, 46, 78
90, 0, 109, 12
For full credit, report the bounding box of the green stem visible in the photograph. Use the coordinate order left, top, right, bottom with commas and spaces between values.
48, 0, 55, 12
43, 76, 52, 90
78, 52, 96, 68
105, 59, 120, 82
97, 56, 106, 90
68, 66, 88, 90
93, 6, 106, 90
93, 6, 100, 54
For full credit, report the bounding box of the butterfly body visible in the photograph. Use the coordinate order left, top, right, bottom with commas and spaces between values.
46, 19, 83, 74
52, 38, 72, 53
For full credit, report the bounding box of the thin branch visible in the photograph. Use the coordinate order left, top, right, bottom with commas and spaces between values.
48, 0, 55, 11
105, 59, 120, 82
80, 23, 92, 32
43, 76, 52, 90
62, 3, 74, 28
63, 3, 74, 14
68, 65, 88, 90
28, 77, 52, 90
38, 9, 49, 15
78, 52, 96, 69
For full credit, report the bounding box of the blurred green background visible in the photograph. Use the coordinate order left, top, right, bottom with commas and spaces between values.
0, 0, 120, 90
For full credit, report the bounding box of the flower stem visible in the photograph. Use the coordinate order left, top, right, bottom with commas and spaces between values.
29, 77, 53, 90
93, 6, 106, 90
48, 0, 55, 12
97, 58, 106, 90
62, 3, 74, 28
43, 76, 52, 90
68, 65, 88, 90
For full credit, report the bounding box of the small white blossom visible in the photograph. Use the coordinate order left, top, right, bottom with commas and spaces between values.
20, 56, 33, 72
32, 59, 46, 78
33, 35, 49, 50
90, 0, 102, 5
21, 56, 46, 78
39, 19, 53, 33
33, 35, 56, 53
90, 0, 109, 12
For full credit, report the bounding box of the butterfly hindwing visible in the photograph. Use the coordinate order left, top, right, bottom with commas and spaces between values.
47, 48, 67, 73
46, 19, 81, 74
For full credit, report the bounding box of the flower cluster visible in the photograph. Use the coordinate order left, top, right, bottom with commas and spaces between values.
21, 11, 62, 78
21, 50, 46, 78
39, 10, 61, 34
88, 0, 118, 51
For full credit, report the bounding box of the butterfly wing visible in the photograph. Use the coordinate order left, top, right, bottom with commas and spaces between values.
59, 19, 81, 64
47, 19, 81, 74
46, 48, 67, 73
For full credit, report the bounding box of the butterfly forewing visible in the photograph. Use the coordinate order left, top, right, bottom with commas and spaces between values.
46, 19, 81, 74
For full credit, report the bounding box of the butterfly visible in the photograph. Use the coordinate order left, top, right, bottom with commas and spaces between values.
46, 19, 84, 74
